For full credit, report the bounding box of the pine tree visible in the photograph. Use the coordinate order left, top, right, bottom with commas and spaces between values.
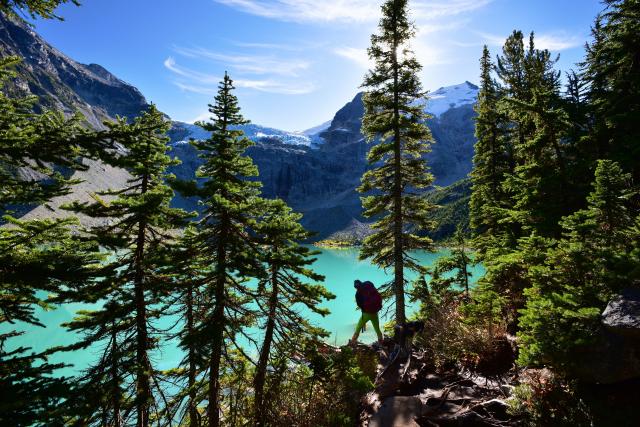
429, 225, 474, 298
505, 32, 570, 238
518, 160, 636, 370
470, 45, 510, 256
54, 104, 189, 426
187, 73, 264, 427
474, 32, 572, 329
359, 0, 436, 326
159, 227, 208, 427
0, 56, 104, 425
471, 33, 531, 327
583, 0, 640, 182
252, 199, 333, 425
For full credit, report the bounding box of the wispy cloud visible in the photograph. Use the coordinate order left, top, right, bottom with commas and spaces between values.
535, 34, 583, 51
475, 31, 583, 51
215, 0, 493, 24
231, 41, 302, 51
165, 57, 316, 95
215, 0, 380, 23
173, 46, 311, 77
333, 46, 372, 69
413, 0, 493, 20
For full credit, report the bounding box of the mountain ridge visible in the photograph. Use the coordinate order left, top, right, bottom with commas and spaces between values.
3, 13, 478, 240
0, 12, 149, 128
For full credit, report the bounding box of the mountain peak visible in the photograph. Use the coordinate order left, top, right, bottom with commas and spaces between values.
427, 82, 479, 116
0, 12, 148, 128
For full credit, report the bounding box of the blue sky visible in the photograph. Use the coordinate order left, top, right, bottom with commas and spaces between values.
30, 0, 603, 131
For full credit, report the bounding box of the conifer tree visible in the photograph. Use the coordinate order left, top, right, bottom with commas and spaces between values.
518, 160, 636, 370
159, 227, 208, 427
583, 0, 640, 182
505, 33, 570, 238
470, 45, 509, 256
474, 32, 572, 328
496, 30, 529, 174
186, 73, 264, 427
359, 0, 436, 325
252, 199, 333, 425
54, 104, 189, 426
0, 56, 104, 425
429, 225, 474, 298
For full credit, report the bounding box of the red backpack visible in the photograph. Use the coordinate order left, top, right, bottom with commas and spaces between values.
358, 282, 382, 313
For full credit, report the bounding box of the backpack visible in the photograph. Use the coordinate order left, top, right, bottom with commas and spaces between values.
357, 282, 382, 313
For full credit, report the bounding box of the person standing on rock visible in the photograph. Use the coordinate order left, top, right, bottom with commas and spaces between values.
349, 280, 384, 345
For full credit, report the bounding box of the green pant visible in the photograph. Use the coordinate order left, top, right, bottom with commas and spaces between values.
354, 311, 382, 339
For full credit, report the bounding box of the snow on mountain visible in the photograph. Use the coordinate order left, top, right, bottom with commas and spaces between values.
426, 81, 479, 116
169, 82, 477, 152
169, 122, 317, 148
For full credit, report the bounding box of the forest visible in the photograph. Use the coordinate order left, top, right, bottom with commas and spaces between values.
1, 0, 639, 426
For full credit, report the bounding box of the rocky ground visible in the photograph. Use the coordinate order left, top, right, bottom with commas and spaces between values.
350, 289, 640, 427
353, 343, 520, 427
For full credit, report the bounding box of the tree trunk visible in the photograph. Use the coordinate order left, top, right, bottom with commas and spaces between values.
461, 242, 470, 297
134, 174, 151, 427
392, 20, 406, 326
111, 321, 122, 427
208, 219, 227, 427
254, 259, 279, 426
186, 282, 199, 427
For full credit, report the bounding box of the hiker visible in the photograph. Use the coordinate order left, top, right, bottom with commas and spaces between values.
349, 280, 383, 345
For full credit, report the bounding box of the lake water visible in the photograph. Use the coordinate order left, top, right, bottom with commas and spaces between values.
3, 247, 485, 376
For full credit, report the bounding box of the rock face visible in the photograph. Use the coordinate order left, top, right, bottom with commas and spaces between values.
3, 13, 478, 239
169, 88, 478, 239
0, 12, 149, 128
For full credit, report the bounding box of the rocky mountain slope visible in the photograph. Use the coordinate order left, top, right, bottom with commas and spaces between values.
3, 12, 478, 240
169, 85, 478, 239
0, 12, 149, 128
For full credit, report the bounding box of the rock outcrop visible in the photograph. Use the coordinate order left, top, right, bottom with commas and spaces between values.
602, 288, 640, 337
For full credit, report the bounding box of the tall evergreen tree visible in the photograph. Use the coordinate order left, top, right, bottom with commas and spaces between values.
518, 160, 636, 370
359, 0, 436, 325
0, 56, 104, 426
583, 0, 640, 183
54, 104, 189, 426
470, 45, 510, 257
252, 199, 333, 426
186, 73, 264, 427
504, 33, 569, 238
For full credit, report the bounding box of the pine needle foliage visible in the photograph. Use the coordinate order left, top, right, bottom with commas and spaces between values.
54, 104, 190, 426
186, 73, 265, 427
0, 55, 104, 426
359, 0, 436, 325
252, 199, 334, 425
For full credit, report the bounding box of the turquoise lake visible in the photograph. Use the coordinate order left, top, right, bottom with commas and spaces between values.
4, 247, 485, 376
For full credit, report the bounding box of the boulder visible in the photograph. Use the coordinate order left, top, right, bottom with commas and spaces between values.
602, 288, 640, 337
572, 289, 640, 384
